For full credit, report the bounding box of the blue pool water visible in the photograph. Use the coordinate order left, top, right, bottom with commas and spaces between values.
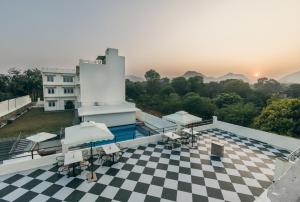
94, 124, 153, 146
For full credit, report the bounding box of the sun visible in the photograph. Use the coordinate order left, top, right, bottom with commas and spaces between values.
254, 73, 260, 77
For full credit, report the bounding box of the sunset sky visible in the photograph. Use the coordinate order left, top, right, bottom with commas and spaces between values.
0, 0, 300, 80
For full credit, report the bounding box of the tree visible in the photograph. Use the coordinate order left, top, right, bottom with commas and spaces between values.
159, 93, 182, 114
214, 93, 242, 108
145, 69, 160, 81
254, 77, 281, 97
201, 82, 222, 98
171, 77, 188, 96
182, 93, 215, 119
287, 84, 300, 98
23, 68, 43, 101
125, 79, 145, 101
188, 76, 204, 94
220, 79, 252, 98
0, 74, 10, 101
216, 103, 259, 126
254, 98, 300, 137
144, 69, 161, 95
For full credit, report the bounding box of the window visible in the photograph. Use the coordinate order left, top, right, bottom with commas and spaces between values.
48, 101, 56, 107
64, 87, 74, 94
63, 76, 73, 82
48, 88, 55, 94
47, 75, 54, 82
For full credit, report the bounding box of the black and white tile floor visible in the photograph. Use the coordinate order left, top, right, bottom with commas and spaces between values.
0, 129, 290, 202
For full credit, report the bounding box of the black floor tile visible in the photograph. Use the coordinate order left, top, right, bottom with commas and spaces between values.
114, 188, 132, 202
42, 184, 63, 196
64, 190, 85, 202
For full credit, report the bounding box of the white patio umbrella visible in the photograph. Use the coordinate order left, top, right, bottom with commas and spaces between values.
162, 111, 202, 126
26, 132, 57, 159
162, 111, 202, 147
26, 132, 57, 143
63, 121, 114, 181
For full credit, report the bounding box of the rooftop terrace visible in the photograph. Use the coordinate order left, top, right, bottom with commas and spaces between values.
0, 129, 289, 202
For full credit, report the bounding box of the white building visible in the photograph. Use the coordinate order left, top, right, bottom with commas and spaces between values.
41, 48, 138, 127
77, 48, 138, 127
41, 68, 80, 111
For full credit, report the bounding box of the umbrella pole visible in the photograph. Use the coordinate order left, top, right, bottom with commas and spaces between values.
90, 143, 93, 174
87, 142, 97, 182
192, 127, 194, 147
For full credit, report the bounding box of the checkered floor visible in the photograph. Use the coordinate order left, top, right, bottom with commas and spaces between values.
0, 129, 290, 202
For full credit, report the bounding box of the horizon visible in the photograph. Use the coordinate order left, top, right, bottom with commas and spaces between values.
1, 1, 300, 80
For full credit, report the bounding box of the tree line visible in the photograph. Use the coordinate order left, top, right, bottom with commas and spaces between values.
0, 68, 42, 102
126, 69, 300, 138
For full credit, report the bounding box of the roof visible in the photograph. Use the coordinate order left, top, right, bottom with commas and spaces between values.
78, 103, 139, 116
41, 68, 76, 74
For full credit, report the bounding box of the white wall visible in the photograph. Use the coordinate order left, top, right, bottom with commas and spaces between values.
0, 95, 31, 118
0, 133, 164, 176
83, 112, 136, 127
79, 48, 125, 106
213, 117, 300, 152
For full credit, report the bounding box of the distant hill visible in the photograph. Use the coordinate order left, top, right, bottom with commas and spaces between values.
181, 71, 250, 83
125, 75, 145, 82
217, 72, 250, 83
280, 70, 300, 84
182, 71, 205, 78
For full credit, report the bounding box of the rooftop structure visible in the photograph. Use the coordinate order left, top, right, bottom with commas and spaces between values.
0, 116, 299, 201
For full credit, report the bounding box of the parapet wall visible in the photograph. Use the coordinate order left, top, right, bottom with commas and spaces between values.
213, 117, 300, 152
0, 95, 31, 118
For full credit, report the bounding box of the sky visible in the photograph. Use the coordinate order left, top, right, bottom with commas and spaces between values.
0, 0, 300, 81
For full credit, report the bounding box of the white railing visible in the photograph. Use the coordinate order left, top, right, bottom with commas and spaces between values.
288, 147, 300, 161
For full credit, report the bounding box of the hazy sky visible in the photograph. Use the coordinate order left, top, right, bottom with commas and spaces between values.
1, 0, 300, 80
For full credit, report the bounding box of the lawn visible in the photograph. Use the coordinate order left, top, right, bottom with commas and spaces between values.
0, 108, 74, 138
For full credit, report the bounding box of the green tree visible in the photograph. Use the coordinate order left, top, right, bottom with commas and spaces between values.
144, 69, 161, 95
254, 98, 300, 137
201, 82, 222, 98
159, 93, 182, 114
0, 74, 10, 101
23, 68, 43, 101
125, 79, 145, 101
182, 93, 215, 119
188, 76, 204, 94
220, 79, 252, 98
171, 77, 188, 96
254, 77, 282, 97
214, 93, 242, 108
216, 103, 259, 126
287, 84, 300, 98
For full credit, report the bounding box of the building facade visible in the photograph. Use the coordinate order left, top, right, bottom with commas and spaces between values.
41, 68, 80, 111
77, 48, 138, 126
41, 48, 138, 126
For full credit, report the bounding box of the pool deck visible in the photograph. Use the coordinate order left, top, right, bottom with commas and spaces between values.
0, 129, 290, 202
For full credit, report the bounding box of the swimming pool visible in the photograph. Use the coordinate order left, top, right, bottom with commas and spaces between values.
95, 124, 156, 146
